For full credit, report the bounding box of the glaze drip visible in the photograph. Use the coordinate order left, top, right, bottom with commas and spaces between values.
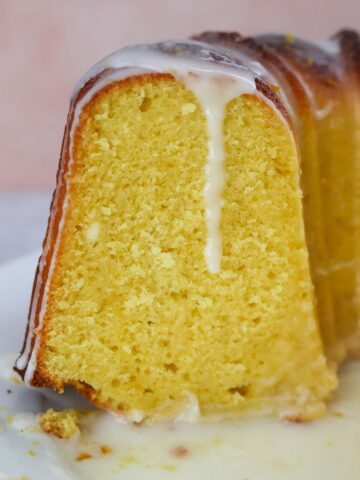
183, 74, 254, 273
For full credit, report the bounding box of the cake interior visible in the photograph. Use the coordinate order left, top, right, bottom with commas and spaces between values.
36, 74, 334, 419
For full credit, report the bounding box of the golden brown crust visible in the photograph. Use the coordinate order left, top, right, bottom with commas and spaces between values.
71, 380, 125, 413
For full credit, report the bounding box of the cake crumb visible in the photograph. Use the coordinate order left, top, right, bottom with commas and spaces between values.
27, 449, 36, 457
283, 415, 306, 424
172, 445, 190, 457
6, 414, 14, 425
39, 408, 84, 439
100, 444, 112, 455
76, 451, 92, 461
9, 373, 23, 385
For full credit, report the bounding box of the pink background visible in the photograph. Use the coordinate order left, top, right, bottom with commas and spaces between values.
1, 0, 360, 190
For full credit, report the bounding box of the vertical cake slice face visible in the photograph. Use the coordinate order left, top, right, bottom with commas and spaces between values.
15, 42, 335, 421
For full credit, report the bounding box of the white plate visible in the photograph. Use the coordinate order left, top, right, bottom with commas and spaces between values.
1, 253, 360, 479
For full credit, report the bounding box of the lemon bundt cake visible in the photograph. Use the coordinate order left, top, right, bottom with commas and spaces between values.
15, 30, 360, 422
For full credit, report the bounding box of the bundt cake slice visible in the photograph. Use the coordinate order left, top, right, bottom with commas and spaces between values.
16, 39, 337, 421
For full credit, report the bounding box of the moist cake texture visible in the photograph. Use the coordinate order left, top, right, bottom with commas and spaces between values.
39, 408, 84, 439
15, 31, 360, 421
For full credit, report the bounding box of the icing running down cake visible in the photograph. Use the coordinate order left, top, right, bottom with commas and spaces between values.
15, 30, 360, 422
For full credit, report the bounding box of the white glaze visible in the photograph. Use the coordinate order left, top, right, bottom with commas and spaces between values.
3, 354, 360, 479
183, 74, 255, 273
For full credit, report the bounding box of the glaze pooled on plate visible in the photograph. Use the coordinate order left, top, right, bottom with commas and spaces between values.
1, 354, 360, 479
